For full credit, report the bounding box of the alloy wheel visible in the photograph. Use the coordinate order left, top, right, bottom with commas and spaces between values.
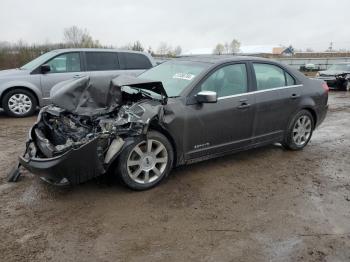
8, 93, 32, 115
292, 115, 312, 146
127, 139, 168, 184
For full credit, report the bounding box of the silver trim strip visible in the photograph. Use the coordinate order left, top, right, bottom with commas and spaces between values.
217, 84, 303, 100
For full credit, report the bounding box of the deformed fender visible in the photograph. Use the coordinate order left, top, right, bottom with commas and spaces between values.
103, 105, 166, 170
104, 136, 143, 170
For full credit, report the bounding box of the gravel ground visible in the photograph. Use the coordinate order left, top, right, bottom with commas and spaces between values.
0, 91, 349, 262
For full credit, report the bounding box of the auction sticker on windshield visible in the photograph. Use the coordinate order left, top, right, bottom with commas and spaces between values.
173, 73, 195, 81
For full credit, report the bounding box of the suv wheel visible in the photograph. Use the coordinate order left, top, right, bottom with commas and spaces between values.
2, 89, 37, 117
116, 131, 174, 190
282, 110, 314, 150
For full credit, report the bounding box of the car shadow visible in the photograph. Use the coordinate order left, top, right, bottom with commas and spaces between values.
30, 143, 286, 196
0, 109, 39, 119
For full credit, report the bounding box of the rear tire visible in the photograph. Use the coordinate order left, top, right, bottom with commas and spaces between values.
116, 131, 174, 190
2, 89, 37, 117
282, 110, 314, 150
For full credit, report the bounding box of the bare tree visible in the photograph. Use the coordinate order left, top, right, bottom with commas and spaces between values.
157, 42, 171, 56
213, 43, 224, 55
229, 39, 241, 54
147, 46, 153, 54
119, 43, 133, 50
63, 26, 100, 48
81, 34, 100, 48
63, 26, 84, 47
0, 41, 11, 49
131, 41, 144, 52
174, 45, 182, 56
224, 42, 230, 54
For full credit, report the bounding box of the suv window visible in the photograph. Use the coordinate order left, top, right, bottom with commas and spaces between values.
200, 64, 248, 98
253, 63, 295, 90
47, 52, 81, 73
85, 52, 119, 71
119, 52, 152, 70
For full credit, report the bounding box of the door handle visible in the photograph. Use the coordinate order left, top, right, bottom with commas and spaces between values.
290, 93, 300, 99
73, 74, 82, 78
238, 102, 250, 109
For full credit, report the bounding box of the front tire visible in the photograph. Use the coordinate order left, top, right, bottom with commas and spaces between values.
116, 131, 174, 190
2, 89, 37, 117
282, 110, 314, 150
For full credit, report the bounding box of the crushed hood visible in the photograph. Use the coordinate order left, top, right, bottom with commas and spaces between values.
112, 75, 168, 99
50, 75, 167, 116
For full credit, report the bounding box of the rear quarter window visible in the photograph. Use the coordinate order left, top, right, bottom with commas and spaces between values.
285, 71, 296, 86
119, 53, 152, 70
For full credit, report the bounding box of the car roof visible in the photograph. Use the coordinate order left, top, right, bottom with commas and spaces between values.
50, 48, 148, 55
175, 55, 276, 65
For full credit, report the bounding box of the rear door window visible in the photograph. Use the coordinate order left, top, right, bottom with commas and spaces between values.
253, 63, 297, 90
85, 52, 119, 71
253, 63, 286, 90
118, 52, 152, 70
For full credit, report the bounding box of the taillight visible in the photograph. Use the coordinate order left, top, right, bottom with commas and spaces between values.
322, 82, 329, 92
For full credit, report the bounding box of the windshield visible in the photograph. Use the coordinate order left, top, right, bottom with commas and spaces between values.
20, 51, 58, 70
328, 63, 350, 71
138, 60, 210, 97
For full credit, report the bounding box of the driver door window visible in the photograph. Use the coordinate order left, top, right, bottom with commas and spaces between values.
46, 52, 81, 73
200, 64, 248, 97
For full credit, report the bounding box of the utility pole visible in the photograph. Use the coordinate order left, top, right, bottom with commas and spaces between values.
328, 42, 333, 52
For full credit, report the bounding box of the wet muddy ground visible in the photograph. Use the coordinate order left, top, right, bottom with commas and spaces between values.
0, 92, 349, 262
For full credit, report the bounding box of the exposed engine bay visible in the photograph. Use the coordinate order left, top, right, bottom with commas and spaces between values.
33, 100, 152, 157
9, 75, 168, 185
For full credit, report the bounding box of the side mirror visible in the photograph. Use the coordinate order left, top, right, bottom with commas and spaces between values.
196, 91, 217, 103
40, 64, 51, 74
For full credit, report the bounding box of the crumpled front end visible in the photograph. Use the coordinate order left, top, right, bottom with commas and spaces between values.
18, 75, 165, 185
20, 136, 104, 186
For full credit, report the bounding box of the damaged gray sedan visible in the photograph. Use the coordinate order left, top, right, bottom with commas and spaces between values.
10, 57, 328, 190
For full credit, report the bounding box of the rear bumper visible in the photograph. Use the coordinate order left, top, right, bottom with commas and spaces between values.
19, 138, 104, 185
315, 77, 336, 87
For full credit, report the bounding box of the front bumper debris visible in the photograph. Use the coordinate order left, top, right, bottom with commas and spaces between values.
19, 138, 104, 186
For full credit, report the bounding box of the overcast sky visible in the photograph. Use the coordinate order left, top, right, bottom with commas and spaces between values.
1, 0, 349, 51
